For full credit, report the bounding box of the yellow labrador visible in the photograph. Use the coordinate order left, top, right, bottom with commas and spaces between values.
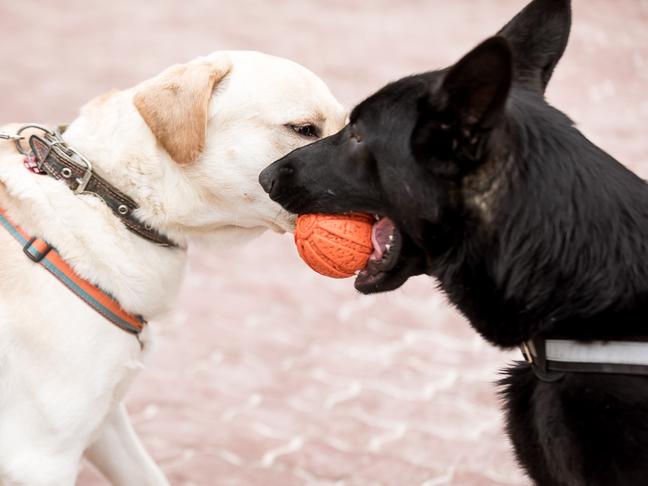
0, 51, 345, 485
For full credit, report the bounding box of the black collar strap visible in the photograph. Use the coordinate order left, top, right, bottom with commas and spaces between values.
521, 337, 648, 382
28, 134, 178, 248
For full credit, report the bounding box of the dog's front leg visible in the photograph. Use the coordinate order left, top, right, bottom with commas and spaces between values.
85, 402, 169, 486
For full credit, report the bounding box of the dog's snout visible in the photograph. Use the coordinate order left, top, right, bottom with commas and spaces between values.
259, 166, 275, 194
259, 163, 294, 198
278, 165, 294, 179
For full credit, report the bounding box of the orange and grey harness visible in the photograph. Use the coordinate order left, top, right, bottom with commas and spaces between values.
0, 208, 146, 335
0, 125, 178, 338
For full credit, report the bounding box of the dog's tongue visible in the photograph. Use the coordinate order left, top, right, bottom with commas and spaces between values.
371, 217, 396, 261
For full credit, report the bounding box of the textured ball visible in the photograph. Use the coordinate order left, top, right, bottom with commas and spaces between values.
294, 213, 374, 278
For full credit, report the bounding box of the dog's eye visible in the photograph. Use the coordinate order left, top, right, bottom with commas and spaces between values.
289, 124, 320, 139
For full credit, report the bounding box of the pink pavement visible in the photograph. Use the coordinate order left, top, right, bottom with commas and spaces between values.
1, 1, 647, 484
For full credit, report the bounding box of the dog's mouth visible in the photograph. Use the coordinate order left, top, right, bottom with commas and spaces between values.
355, 216, 404, 292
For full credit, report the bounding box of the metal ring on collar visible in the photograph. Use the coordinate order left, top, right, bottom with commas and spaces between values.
14, 124, 57, 155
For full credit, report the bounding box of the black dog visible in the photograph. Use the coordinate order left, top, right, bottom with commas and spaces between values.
260, 0, 648, 484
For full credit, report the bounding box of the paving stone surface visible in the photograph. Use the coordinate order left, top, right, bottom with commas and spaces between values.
1, 1, 647, 485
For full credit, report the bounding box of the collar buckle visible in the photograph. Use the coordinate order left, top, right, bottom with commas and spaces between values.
48, 140, 94, 194
23, 237, 53, 263
520, 340, 535, 364
13, 124, 92, 192
520, 337, 566, 383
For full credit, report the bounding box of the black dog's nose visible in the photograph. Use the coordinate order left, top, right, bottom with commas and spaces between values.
259, 163, 294, 198
259, 166, 275, 194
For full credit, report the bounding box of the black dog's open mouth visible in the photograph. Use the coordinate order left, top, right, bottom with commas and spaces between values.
356, 216, 403, 291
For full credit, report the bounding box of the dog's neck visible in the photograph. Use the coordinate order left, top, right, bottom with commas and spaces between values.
0, 101, 191, 319
63, 90, 272, 240
62, 90, 196, 244
434, 96, 648, 347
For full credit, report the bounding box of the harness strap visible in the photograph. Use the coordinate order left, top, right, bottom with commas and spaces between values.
520, 337, 648, 382
0, 208, 145, 336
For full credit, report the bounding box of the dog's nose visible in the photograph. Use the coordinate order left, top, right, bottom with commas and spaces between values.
259, 164, 294, 198
259, 166, 275, 194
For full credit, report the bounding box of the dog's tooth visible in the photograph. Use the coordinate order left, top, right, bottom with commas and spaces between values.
389, 235, 394, 241
385, 244, 391, 251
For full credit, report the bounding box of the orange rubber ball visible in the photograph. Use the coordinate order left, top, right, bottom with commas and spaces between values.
294, 213, 374, 278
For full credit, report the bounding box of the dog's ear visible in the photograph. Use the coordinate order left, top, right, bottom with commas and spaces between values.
497, 0, 571, 93
412, 37, 512, 166
411, 37, 513, 164
134, 54, 232, 165
442, 36, 512, 131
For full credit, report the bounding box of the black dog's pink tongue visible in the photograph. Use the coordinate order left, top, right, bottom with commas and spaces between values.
371, 217, 396, 260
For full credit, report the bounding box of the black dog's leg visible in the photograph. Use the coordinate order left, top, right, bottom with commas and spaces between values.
503, 365, 648, 486
501, 363, 573, 486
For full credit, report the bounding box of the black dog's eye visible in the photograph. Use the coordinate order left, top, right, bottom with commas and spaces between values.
288, 124, 320, 139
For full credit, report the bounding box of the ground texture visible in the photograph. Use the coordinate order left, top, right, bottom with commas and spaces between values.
1, 1, 647, 484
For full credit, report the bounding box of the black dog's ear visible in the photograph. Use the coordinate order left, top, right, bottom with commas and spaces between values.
497, 0, 571, 93
413, 37, 512, 167
441, 36, 513, 131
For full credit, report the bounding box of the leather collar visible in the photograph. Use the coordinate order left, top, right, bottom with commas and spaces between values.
28, 134, 178, 248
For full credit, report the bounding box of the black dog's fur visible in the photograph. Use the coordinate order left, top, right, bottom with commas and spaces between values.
260, 0, 648, 484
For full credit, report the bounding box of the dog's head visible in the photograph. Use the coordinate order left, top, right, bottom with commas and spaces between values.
260, 0, 571, 292
72, 51, 346, 247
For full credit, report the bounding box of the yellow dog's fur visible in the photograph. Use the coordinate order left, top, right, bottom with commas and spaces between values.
0, 51, 345, 485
